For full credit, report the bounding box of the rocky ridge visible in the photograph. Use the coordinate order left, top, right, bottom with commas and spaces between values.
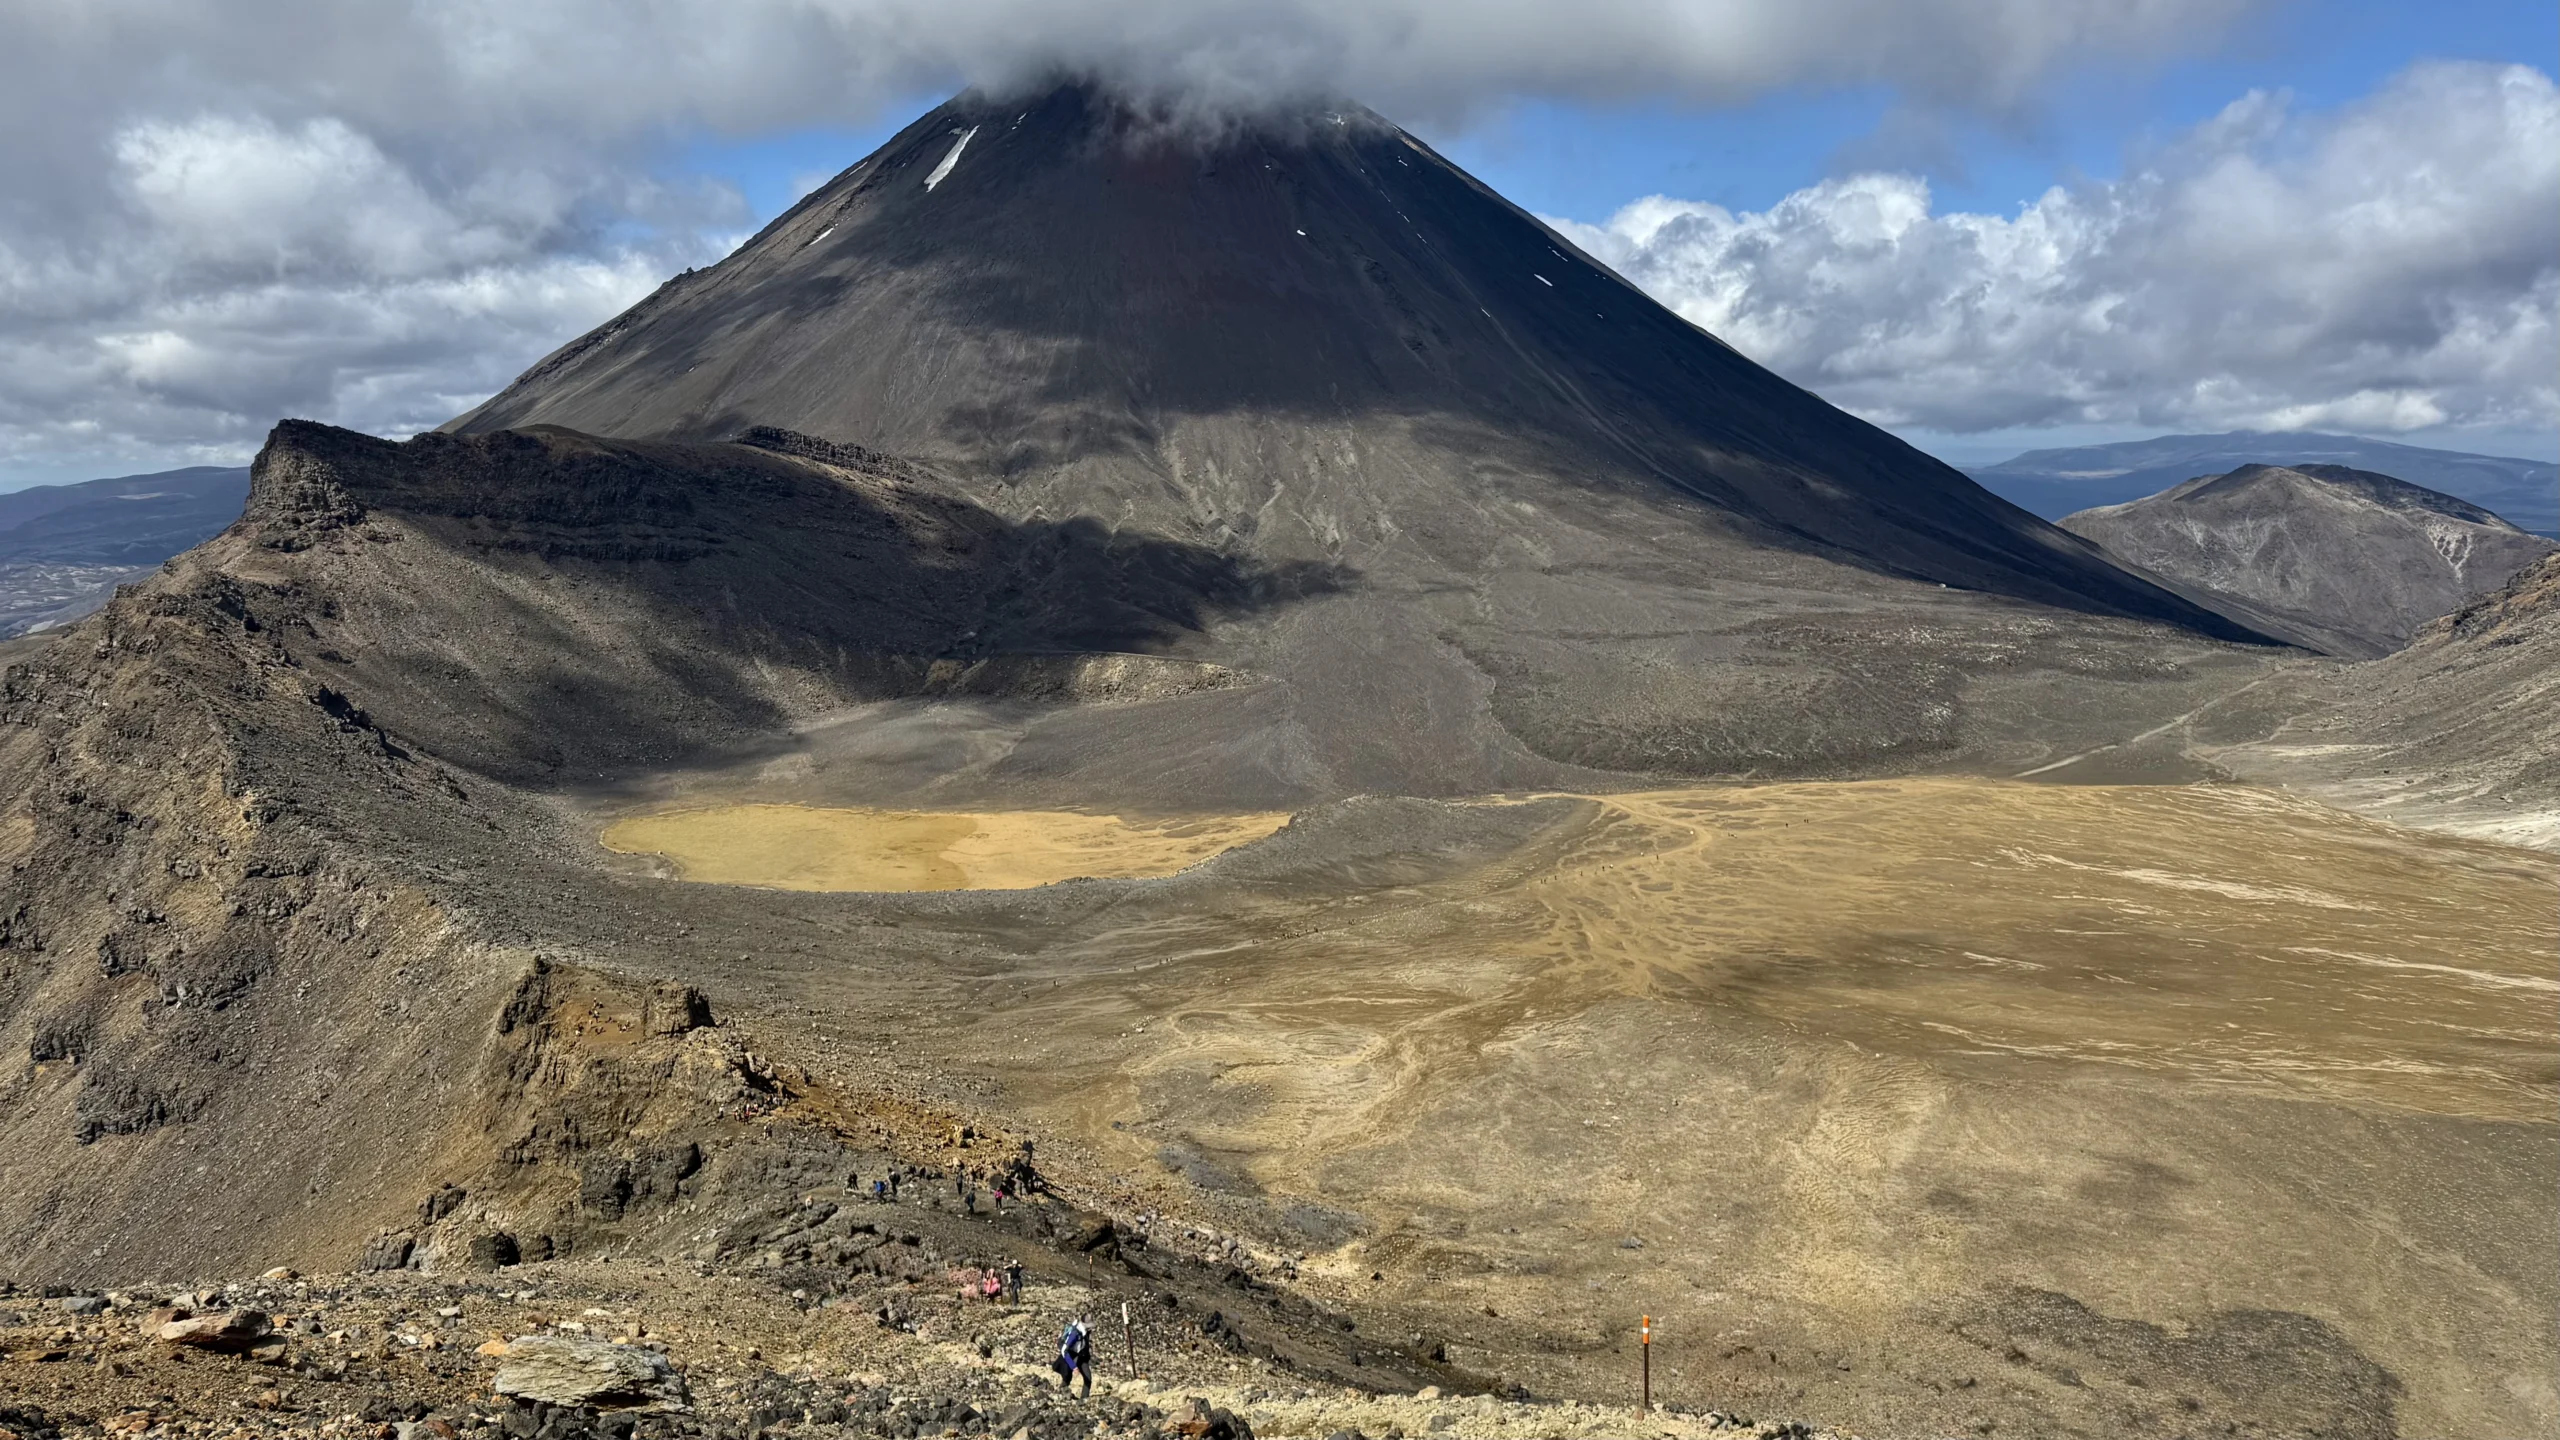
0, 1261, 1857, 1440
2192, 551, 2560, 847
2059, 463, 2555, 657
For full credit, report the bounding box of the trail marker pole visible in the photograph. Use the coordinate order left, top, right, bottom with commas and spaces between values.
1640, 1315, 1652, 1415
1123, 1300, 1139, 1380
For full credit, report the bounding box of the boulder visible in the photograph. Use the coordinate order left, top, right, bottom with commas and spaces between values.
1163, 1398, 1253, 1440
418, 1183, 468, 1225
157, 1310, 274, 1352
579, 1141, 702, 1220
490, 1335, 687, 1409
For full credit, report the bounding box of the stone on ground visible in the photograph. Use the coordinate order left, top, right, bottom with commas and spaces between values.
490, 1334, 688, 1409
155, 1310, 274, 1351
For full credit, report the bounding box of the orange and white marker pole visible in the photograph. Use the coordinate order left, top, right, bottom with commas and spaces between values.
1641, 1315, 1653, 1414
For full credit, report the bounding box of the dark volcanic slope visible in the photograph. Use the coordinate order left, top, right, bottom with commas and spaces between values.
236, 421, 1336, 785
2061, 463, 2557, 657
451, 89, 2260, 632
455, 87, 2263, 630
442, 88, 2278, 798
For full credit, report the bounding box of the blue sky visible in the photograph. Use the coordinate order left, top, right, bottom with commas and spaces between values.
1438, 0, 2558, 222
694, 1, 2554, 226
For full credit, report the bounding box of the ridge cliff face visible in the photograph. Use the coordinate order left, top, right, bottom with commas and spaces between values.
0, 418, 1323, 1281
2060, 463, 2556, 656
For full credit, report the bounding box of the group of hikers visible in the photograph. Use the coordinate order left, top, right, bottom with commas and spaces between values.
958, 1147, 1044, 1213
858, 1140, 1100, 1397
960, 1257, 1028, 1305
857, 1149, 1042, 1211
860, 1141, 1044, 1214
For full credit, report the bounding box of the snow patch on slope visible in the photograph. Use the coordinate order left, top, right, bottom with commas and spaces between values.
925, 128, 979, 192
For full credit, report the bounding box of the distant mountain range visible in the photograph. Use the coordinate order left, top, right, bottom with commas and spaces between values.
1969, 432, 2557, 536
0, 465, 250, 634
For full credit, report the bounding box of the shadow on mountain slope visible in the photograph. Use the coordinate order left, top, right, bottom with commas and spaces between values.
239, 421, 1348, 785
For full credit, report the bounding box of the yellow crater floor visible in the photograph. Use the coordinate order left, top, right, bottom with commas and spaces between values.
600, 803, 1290, 892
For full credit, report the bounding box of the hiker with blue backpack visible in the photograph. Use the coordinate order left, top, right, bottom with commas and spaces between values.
1054, 1312, 1097, 1397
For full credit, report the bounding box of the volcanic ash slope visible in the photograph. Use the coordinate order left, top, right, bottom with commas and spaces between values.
448, 86, 2285, 804
2194, 551, 2560, 848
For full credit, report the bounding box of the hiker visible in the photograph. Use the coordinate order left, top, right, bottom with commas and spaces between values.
1054, 1313, 1096, 1397
1004, 1259, 1025, 1304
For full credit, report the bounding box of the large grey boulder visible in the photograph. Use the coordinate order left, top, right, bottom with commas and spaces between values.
156, 1309, 276, 1353
491, 1334, 688, 1409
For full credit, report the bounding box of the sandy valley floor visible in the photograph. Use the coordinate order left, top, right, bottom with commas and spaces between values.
588, 775, 2558, 1439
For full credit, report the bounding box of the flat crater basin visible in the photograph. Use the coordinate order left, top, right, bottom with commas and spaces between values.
600, 802, 1290, 892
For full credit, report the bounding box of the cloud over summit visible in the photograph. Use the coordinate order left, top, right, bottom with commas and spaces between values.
13, 0, 2254, 137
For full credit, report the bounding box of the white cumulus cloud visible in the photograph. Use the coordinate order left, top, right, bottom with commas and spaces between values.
0, 109, 740, 481
1552, 61, 2560, 440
